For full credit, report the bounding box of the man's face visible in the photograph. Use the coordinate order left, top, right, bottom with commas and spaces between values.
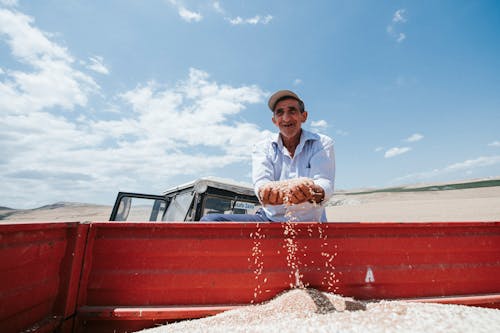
272, 98, 308, 141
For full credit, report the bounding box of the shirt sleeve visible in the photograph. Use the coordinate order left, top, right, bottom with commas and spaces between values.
310, 138, 335, 201
252, 140, 275, 198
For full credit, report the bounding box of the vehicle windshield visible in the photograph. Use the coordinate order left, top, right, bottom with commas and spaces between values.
202, 195, 260, 216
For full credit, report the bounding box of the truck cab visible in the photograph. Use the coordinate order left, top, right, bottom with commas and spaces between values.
109, 177, 261, 221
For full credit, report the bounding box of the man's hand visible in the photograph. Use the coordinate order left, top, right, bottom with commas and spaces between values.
259, 183, 284, 205
286, 179, 314, 204
259, 178, 324, 206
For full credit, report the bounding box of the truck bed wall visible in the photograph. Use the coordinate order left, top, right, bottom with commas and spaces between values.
0, 222, 87, 333
1, 221, 500, 333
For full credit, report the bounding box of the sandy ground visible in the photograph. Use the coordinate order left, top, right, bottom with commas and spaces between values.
0, 203, 112, 222
326, 186, 500, 222
2, 185, 499, 223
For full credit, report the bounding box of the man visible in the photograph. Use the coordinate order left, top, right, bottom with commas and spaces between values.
201, 90, 335, 222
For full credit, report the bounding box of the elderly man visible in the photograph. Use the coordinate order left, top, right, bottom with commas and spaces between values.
201, 90, 335, 222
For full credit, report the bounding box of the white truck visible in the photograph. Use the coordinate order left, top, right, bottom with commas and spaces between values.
109, 176, 261, 221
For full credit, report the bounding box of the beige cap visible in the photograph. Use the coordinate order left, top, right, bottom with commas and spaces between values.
268, 90, 303, 111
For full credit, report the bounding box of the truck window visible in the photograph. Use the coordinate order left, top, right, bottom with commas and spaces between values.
115, 197, 167, 221
163, 192, 194, 221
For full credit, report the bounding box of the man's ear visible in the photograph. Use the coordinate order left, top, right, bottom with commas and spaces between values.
301, 111, 308, 123
272, 115, 278, 126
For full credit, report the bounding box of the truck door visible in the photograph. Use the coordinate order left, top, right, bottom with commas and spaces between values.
109, 192, 170, 221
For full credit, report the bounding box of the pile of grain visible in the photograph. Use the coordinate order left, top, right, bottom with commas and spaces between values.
137, 288, 500, 333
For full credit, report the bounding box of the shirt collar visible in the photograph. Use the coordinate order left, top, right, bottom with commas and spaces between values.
272, 129, 319, 153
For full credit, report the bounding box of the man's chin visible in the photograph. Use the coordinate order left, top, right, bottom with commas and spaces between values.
280, 128, 300, 138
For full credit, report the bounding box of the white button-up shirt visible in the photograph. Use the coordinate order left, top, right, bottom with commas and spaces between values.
252, 129, 335, 222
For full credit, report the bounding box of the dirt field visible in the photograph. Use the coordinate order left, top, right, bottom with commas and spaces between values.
326, 185, 500, 222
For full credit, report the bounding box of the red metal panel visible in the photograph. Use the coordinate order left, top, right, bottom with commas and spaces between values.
327, 222, 500, 299
0, 222, 87, 333
54, 223, 89, 318
75, 221, 500, 332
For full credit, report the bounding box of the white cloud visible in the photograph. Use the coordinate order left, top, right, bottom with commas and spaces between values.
115, 68, 266, 151
1, 65, 268, 208
1, 6, 272, 208
392, 155, 500, 184
446, 156, 500, 171
387, 9, 407, 43
179, 7, 202, 22
168, 0, 202, 22
293, 78, 302, 86
0, 9, 70, 61
384, 146, 411, 158
168, 1, 272, 26
311, 120, 328, 127
0, 8, 98, 114
393, 9, 407, 23
215, 2, 272, 25
406, 133, 423, 142
488, 141, 500, 147
228, 15, 272, 25
376, 134, 420, 157
310, 120, 328, 132
87, 56, 109, 75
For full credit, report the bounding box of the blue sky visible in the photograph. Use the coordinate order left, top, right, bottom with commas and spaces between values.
1, 0, 499, 209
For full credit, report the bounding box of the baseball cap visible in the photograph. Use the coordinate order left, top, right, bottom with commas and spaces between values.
268, 90, 303, 111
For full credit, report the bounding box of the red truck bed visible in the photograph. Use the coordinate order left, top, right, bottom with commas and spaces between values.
1, 221, 499, 333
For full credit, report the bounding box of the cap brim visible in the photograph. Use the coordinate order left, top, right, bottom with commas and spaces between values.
268, 90, 301, 111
